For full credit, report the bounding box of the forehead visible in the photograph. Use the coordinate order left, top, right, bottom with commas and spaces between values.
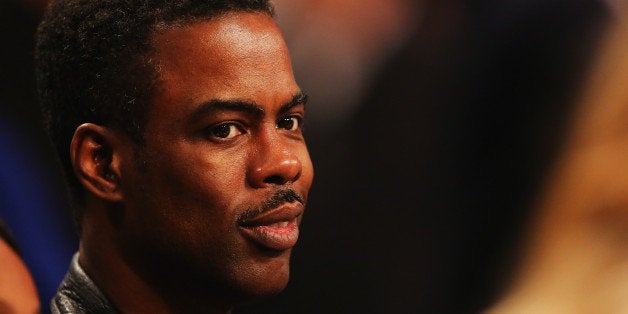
153, 12, 285, 65
150, 12, 296, 103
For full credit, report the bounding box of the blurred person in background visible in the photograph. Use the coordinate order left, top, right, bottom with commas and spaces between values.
0, 0, 77, 311
0, 219, 40, 313
488, 4, 628, 313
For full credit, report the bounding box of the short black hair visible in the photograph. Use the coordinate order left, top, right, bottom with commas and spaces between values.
35, 0, 273, 226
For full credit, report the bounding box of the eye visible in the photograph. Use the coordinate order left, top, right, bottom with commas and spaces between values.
277, 117, 301, 131
209, 123, 243, 139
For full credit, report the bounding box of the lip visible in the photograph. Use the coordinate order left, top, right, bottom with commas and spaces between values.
238, 204, 303, 251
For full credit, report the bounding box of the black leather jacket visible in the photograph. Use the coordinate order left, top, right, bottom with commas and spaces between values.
51, 253, 118, 313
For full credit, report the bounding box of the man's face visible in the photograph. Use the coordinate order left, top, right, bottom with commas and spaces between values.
116, 12, 313, 302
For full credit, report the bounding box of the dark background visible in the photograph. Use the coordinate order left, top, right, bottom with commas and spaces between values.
0, 0, 77, 311
0, 0, 610, 312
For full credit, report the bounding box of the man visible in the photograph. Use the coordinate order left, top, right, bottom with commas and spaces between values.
35, 0, 313, 312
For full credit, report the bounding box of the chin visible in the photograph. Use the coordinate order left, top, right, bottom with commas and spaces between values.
260, 270, 290, 296
235, 253, 292, 300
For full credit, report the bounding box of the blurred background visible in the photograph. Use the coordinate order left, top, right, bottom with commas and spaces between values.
0, 0, 618, 312
0, 0, 77, 312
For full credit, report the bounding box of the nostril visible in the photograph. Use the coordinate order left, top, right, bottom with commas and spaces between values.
263, 175, 286, 185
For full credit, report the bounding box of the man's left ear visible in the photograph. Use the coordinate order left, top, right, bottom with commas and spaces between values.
70, 123, 127, 202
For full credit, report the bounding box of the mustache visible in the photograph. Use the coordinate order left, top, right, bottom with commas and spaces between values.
238, 189, 304, 223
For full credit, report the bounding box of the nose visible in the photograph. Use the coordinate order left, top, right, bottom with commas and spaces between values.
247, 142, 302, 188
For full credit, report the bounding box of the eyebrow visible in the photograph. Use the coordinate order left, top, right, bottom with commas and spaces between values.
188, 91, 308, 123
279, 91, 308, 114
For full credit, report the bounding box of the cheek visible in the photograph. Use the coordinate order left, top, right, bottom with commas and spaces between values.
156, 145, 245, 202
124, 145, 246, 236
123, 153, 245, 257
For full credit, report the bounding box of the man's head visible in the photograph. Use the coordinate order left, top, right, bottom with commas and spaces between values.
36, 0, 274, 224
36, 0, 313, 311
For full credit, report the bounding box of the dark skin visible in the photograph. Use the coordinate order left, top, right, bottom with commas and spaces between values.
70, 12, 313, 313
